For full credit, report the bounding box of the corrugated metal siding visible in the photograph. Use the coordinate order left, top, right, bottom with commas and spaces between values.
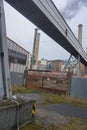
10, 63, 26, 73
7, 38, 31, 72
10, 72, 24, 86
71, 77, 87, 99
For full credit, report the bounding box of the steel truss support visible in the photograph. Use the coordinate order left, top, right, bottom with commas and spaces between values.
59, 54, 72, 78
78, 54, 81, 77
0, 0, 12, 99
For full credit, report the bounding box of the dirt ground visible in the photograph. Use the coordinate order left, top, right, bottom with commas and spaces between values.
17, 92, 87, 130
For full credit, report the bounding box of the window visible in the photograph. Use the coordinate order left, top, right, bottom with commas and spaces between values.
8, 49, 27, 65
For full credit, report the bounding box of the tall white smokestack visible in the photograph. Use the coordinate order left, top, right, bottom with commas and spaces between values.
78, 24, 85, 75
78, 24, 83, 46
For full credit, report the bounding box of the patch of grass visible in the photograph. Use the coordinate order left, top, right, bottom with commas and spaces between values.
12, 85, 39, 94
58, 118, 87, 130
0, 99, 16, 106
21, 122, 58, 130
40, 92, 87, 108
21, 122, 44, 130
21, 118, 87, 130
13, 86, 87, 108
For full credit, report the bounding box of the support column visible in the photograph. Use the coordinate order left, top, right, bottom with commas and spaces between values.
0, 0, 12, 99
78, 54, 81, 77
59, 54, 72, 78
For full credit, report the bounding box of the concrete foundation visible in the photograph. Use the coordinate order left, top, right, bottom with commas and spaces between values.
70, 77, 87, 99
0, 98, 34, 130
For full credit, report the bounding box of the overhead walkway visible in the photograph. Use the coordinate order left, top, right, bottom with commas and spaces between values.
5, 0, 87, 66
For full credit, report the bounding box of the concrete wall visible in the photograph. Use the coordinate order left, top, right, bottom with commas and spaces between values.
0, 100, 33, 130
10, 72, 24, 86
70, 77, 87, 99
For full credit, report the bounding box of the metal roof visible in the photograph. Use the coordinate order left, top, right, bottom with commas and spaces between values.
7, 37, 30, 54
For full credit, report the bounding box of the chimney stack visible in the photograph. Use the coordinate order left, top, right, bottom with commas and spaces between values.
32, 28, 40, 69
78, 24, 83, 46
33, 28, 38, 57
35, 33, 40, 67
78, 24, 85, 75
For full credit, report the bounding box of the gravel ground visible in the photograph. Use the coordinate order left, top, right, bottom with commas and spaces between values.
16, 93, 69, 126
36, 108, 69, 127
42, 104, 87, 119
16, 93, 87, 127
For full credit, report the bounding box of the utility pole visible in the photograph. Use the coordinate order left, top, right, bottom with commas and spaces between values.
0, 0, 12, 99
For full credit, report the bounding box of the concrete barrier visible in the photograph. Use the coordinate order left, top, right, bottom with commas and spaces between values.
0, 98, 34, 130
70, 77, 87, 99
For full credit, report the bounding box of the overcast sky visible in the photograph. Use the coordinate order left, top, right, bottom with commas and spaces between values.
4, 0, 87, 60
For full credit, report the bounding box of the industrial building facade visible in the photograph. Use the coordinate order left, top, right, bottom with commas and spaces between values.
7, 38, 30, 86
38, 59, 64, 72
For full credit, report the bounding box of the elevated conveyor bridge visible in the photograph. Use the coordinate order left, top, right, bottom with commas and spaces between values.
5, 0, 87, 66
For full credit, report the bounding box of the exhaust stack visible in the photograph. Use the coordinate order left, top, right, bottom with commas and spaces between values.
35, 33, 40, 67
78, 24, 85, 75
78, 24, 83, 46
33, 28, 38, 57
32, 28, 40, 69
